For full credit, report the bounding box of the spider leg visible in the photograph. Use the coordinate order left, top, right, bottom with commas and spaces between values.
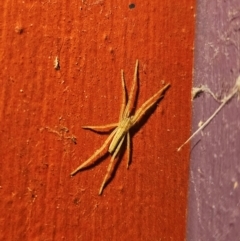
99, 135, 125, 195
123, 59, 139, 118
126, 132, 131, 169
71, 128, 117, 176
82, 123, 118, 132
119, 69, 127, 120
132, 83, 170, 125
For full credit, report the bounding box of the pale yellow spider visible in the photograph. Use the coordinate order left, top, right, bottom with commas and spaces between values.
71, 60, 170, 195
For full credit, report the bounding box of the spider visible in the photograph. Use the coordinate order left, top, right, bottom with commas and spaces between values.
71, 60, 170, 195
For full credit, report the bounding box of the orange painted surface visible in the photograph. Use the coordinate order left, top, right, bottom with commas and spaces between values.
0, 1, 195, 240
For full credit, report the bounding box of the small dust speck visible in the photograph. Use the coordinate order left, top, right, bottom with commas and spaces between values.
198, 121, 203, 127
54, 56, 60, 70
15, 26, 23, 34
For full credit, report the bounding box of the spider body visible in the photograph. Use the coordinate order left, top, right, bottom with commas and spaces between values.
109, 117, 133, 153
71, 60, 170, 195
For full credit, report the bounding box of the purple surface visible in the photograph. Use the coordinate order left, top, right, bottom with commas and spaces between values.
187, 1, 240, 241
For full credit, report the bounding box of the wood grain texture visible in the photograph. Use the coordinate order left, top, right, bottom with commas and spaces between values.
0, 1, 195, 240
187, 1, 240, 241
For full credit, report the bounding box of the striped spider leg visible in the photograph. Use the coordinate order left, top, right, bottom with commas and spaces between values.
71, 60, 170, 195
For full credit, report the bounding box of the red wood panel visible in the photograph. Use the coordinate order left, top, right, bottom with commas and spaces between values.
0, 1, 195, 240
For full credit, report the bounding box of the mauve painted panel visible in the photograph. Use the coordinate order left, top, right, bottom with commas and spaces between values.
187, 1, 240, 241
